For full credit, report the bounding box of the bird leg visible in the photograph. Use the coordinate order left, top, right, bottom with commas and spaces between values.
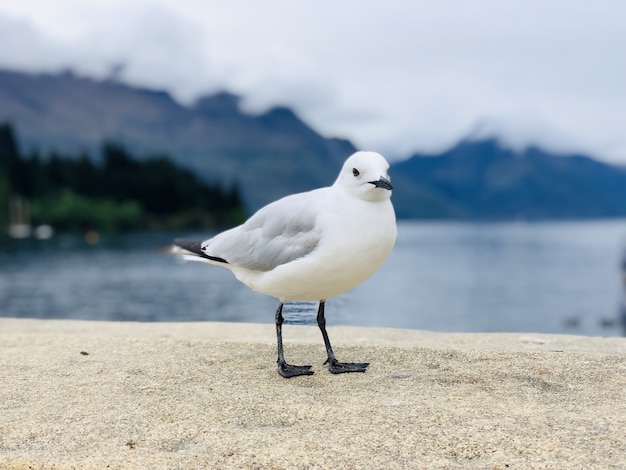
275, 302, 313, 378
317, 301, 369, 374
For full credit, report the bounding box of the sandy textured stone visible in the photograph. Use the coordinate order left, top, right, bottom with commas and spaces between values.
0, 318, 624, 469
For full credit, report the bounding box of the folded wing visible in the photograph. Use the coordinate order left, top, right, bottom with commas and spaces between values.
202, 194, 322, 272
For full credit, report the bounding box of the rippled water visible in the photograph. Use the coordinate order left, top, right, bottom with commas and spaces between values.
1, 220, 625, 336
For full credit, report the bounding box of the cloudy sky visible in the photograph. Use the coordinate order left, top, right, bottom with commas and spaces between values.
0, 0, 625, 162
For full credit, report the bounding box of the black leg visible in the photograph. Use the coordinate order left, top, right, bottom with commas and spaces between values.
275, 301, 313, 378
317, 301, 369, 374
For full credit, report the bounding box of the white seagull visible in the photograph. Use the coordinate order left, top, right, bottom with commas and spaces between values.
174, 151, 397, 378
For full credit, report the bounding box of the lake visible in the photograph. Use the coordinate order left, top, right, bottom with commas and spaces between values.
1, 220, 626, 336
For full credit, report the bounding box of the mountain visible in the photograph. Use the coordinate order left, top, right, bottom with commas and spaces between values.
0, 69, 356, 210
3, 68, 626, 221
390, 139, 626, 220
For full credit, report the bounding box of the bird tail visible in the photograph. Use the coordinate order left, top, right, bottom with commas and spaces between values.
171, 239, 229, 265
173, 239, 204, 256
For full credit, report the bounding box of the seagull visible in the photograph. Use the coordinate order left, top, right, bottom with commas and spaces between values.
173, 151, 397, 378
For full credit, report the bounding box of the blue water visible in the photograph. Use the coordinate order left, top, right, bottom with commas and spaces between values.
1, 220, 625, 336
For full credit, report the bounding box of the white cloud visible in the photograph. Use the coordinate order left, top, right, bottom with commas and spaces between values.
0, 0, 625, 162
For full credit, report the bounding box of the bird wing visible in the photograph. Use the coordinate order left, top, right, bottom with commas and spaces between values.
202, 191, 324, 272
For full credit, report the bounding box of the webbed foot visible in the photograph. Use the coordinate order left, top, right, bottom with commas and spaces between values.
278, 361, 314, 378
325, 358, 369, 374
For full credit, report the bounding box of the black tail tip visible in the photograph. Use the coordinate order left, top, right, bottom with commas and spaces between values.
174, 239, 204, 256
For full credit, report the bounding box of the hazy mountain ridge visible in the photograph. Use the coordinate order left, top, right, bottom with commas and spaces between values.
391, 139, 626, 219
0, 69, 355, 210
2, 68, 626, 220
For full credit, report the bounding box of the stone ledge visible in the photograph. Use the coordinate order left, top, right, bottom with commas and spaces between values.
1, 318, 624, 469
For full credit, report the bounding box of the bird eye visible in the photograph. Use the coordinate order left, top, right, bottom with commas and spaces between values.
352, 168, 360, 177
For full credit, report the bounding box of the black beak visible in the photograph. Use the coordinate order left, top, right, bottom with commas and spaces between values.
370, 176, 393, 191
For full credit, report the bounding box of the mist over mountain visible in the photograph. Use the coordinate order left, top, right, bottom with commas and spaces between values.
2, 67, 626, 220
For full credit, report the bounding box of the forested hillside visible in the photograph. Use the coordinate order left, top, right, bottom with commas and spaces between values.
0, 123, 244, 232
